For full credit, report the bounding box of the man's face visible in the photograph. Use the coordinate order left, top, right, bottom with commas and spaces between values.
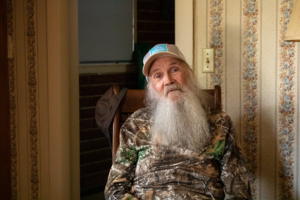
147, 56, 210, 151
148, 56, 189, 101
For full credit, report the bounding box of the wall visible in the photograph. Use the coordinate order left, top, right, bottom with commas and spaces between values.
137, 0, 175, 47
79, 73, 138, 195
176, 0, 300, 199
7, 0, 79, 199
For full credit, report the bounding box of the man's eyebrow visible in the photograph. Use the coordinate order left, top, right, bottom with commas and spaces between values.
149, 68, 160, 75
150, 61, 180, 75
169, 61, 178, 66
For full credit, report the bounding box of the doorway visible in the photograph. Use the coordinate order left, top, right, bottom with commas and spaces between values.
78, 0, 175, 199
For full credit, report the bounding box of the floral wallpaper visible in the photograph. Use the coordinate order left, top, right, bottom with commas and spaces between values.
241, 0, 259, 198
7, 0, 40, 199
198, 0, 300, 199
209, 0, 225, 110
278, 0, 296, 199
7, 0, 18, 199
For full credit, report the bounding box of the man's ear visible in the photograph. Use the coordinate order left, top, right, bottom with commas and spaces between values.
147, 84, 149, 90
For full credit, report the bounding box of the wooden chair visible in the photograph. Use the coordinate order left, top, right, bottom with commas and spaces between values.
112, 85, 221, 160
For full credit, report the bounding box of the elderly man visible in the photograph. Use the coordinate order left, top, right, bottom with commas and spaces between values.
104, 44, 252, 200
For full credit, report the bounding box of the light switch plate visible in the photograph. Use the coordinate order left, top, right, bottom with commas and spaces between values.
202, 48, 214, 73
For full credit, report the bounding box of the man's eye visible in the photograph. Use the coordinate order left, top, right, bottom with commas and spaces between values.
172, 68, 178, 73
154, 74, 161, 79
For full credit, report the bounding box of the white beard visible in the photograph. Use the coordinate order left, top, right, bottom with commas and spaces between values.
146, 73, 211, 152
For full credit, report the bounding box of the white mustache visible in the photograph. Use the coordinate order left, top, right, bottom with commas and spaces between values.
164, 84, 182, 96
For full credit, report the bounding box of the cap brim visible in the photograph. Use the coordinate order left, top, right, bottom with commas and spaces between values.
142, 52, 187, 77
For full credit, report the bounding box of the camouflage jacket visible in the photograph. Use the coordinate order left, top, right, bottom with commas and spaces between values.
105, 108, 252, 200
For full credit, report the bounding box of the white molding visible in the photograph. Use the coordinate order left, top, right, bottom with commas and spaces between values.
69, 0, 80, 199
175, 0, 194, 67
37, 0, 50, 198
47, 0, 75, 198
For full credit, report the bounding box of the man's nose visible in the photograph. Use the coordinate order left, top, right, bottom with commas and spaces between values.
164, 74, 175, 86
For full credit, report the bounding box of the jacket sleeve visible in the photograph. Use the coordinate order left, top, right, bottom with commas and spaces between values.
220, 115, 253, 200
104, 115, 139, 200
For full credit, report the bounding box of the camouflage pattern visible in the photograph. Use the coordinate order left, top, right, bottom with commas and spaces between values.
105, 108, 252, 200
